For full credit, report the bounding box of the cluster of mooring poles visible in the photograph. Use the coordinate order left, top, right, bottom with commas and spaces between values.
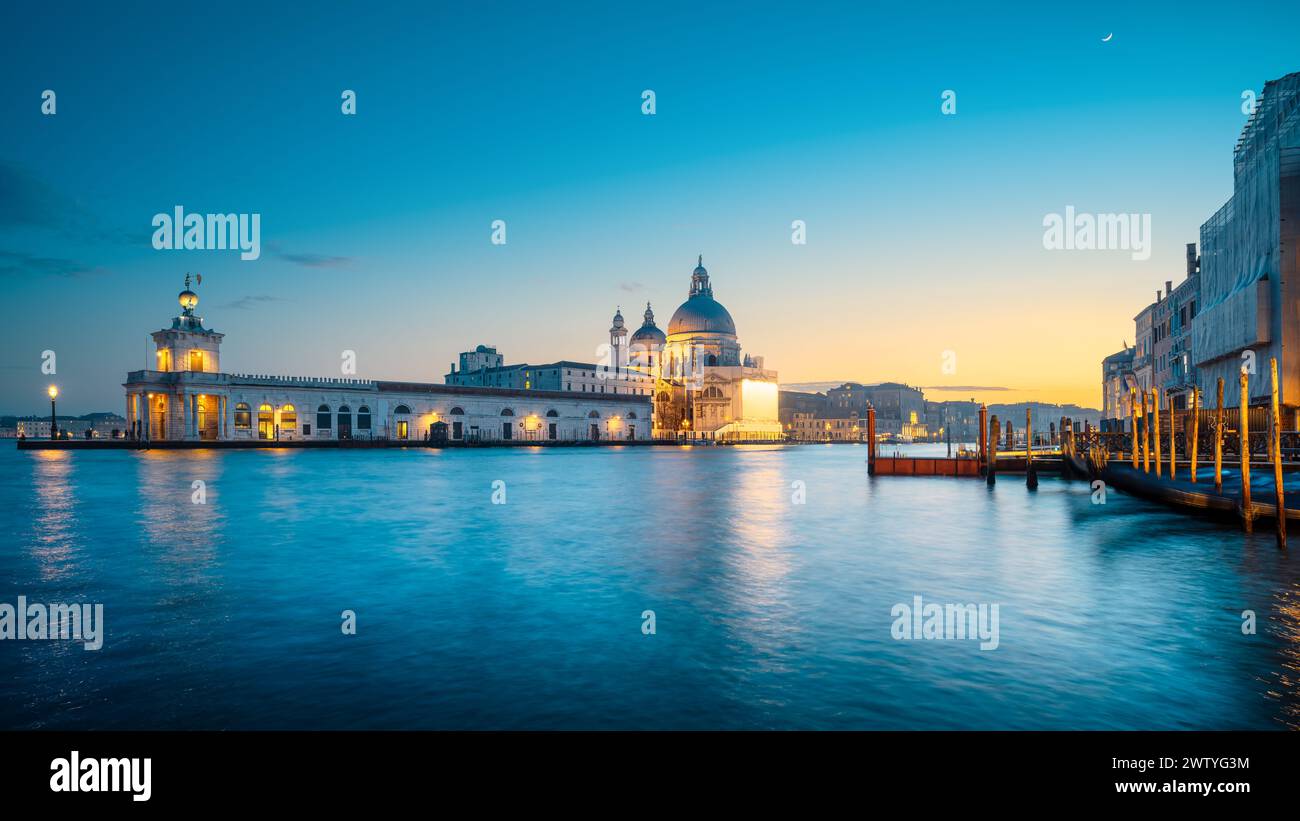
1126, 357, 1287, 548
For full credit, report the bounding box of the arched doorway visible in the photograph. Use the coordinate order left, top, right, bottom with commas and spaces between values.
257, 404, 274, 440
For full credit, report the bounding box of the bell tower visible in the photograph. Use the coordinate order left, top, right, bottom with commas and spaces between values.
609, 306, 628, 375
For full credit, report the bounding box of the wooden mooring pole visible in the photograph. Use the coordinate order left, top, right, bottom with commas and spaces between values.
1189, 388, 1200, 484
1215, 377, 1224, 494
1130, 388, 1138, 468
1026, 407, 1038, 489
866, 404, 877, 476
1168, 391, 1176, 481
987, 414, 999, 486
1140, 392, 1149, 473
1152, 388, 1162, 478
978, 404, 987, 475
1240, 368, 1253, 533
1271, 357, 1286, 548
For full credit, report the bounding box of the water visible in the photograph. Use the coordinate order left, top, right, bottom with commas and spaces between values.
2, 442, 1298, 730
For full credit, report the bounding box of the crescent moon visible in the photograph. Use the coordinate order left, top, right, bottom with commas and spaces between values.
1102, 33, 1113, 42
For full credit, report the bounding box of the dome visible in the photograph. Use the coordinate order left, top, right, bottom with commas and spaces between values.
631, 301, 666, 345
631, 323, 666, 345
668, 295, 736, 336
178, 289, 198, 311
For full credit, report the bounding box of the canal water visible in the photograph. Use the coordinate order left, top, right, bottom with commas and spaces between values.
2, 443, 1298, 730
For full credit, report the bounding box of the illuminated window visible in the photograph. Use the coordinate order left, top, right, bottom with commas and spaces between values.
189, 350, 204, 371
234, 402, 251, 429
281, 404, 297, 429
157, 349, 172, 372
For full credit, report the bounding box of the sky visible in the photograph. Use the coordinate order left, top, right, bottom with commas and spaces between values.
2, 0, 1298, 415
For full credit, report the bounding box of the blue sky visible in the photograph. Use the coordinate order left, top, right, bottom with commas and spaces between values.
2, 0, 1298, 413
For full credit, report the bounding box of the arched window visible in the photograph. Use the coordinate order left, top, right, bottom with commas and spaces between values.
393, 405, 411, 415
702, 386, 724, 399
357, 406, 371, 430
500, 408, 514, 416
338, 404, 352, 428
234, 402, 251, 429
587, 410, 600, 418
280, 404, 297, 428
545, 409, 559, 417
627, 411, 637, 419
705, 354, 718, 366
449, 407, 464, 415
317, 404, 331, 429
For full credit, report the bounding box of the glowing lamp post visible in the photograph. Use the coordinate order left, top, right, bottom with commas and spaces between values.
48, 385, 58, 440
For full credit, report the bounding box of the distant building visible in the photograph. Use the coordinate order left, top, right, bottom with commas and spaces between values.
925, 399, 981, 442
1101, 346, 1136, 428
827, 382, 925, 436
1151, 243, 1201, 409
446, 344, 504, 380
446, 359, 655, 397
778, 390, 828, 427
9, 413, 127, 439
788, 411, 863, 442
1193, 71, 1300, 409
1133, 300, 1155, 397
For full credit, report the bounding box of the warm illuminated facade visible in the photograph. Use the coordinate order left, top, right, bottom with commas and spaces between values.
122, 282, 650, 443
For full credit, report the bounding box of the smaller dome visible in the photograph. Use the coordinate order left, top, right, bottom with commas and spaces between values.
179, 289, 198, 311
631, 324, 666, 345
632, 301, 665, 345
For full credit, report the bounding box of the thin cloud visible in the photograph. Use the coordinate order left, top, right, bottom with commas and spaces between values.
0, 249, 106, 278
264, 241, 352, 268
219, 295, 288, 310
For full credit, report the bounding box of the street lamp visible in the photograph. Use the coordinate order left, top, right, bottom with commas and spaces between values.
48, 385, 58, 440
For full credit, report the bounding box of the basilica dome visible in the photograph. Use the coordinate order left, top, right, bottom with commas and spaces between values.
668, 296, 736, 336
666, 256, 737, 337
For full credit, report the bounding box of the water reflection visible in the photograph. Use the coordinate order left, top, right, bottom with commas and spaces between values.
134, 450, 224, 587
29, 450, 80, 582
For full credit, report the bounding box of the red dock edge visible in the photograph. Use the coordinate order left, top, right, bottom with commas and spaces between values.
871, 456, 981, 477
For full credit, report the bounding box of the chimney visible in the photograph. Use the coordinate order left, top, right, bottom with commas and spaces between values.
1156, 290, 1161, 304
1165, 280, 1173, 297
1186, 243, 1199, 277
